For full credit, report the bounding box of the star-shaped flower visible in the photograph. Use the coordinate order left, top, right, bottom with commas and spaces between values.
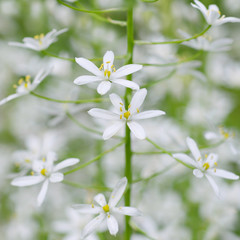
191, 0, 240, 26
88, 88, 165, 140
74, 51, 142, 95
173, 137, 239, 197
8, 28, 68, 51
0, 67, 52, 106
11, 152, 79, 206
72, 177, 141, 238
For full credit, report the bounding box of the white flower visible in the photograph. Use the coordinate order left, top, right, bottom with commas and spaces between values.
74, 51, 142, 95
179, 30, 233, 52
8, 28, 68, 51
191, 0, 240, 26
173, 137, 239, 197
72, 177, 141, 238
0, 67, 52, 105
11, 152, 79, 206
88, 88, 165, 140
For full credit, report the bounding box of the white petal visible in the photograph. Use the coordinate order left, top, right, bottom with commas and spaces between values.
216, 17, 240, 25
37, 180, 49, 206
0, 93, 23, 105
82, 214, 106, 239
107, 214, 119, 236
191, 0, 207, 17
186, 137, 202, 161
127, 121, 146, 140
113, 79, 139, 90
75, 58, 101, 76
103, 51, 114, 67
11, 175, 44, 186
49, 172, 64, 183
132, 110, 165, 120
112, 64, 142, 79
88, 108, 119, 120
109, 93, 124, 110
172, 153, 197, 167
207, 169, 239, 180
94, 193, 107, 207
8, 42, 30, 48
208, 10, 220, 25
54, 158, 80, 172
193, 169, 204, 178
103, 121, 124, 140
113, 206, 142, 216
206, 153, 218, 168
32, 67, 52, 89
73, 75, 102, 85
97, 81, 111, 95
129, 89, 147, 114
205, 174, 220, 197
108, 177, 127, 207
72, 204, 102, 214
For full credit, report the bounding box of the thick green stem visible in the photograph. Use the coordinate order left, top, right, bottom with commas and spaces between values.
124, 5, 134, 240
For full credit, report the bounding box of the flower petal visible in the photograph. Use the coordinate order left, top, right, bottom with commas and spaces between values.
94, 193, 107, 207
207, 169, 239, 180
82, 213, 106, 239
205, 174, 220, 197
129, 89, 147, 114
113, 206, 142, 216
72, 204, 102, 214
172, 153, 197, 167
103, 121, 124, 140
108, 177, 127, 208
216, 17, 240, 26
132, 110, 165, 120
107, 214, 119, 236
75, 58, 101, 76
109, 93, 124, 110
54, 158, 80, 172
97, 81, 111, 95
37, 180, 49, 206
113, 79, 139, 90
0, 93, 23, 105
11, 175, 44, 187
73, 75, 103, 85
206, 153, 218, 168
88, 108, 119, 120
112, 64, 142, 79
103, 51, 114, 67
186, 137, 202, 162
193, 169, 204, 178
49, 172, 64, 183
32, 67, 53, 89
127, 121, 146, 140
208, 9, 220, 25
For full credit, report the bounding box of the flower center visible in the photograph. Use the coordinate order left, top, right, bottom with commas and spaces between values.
103, 204, 110, 212
13, 75, 31, 89
34, 33, 44, 45
124, 111, 131, 119
99, 61, 116, 79
41, 168, 47, 176
203, 162, 209, 170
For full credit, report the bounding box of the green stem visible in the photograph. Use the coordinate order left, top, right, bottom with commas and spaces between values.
57, 0, 126, 13
30, 91, 108, 104
62, 180, 112, 191
134, 25, 211, 45
64, 141, 125, 175
124, 4, 134, 240
41, 50, 75, 62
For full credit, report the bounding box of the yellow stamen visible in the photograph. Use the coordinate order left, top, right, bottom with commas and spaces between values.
99, 63, 104, 70
203, 162, 210, 170
128, 104, 131, 109
25, 75, 31, 82
24, 159, 31, 163
197, 157, 201, 161
124, 111, 131, 119
34, 35, 40, 40
214, 162, 217, 166
214, 168, 217, 172
104, 69, 111, 78
42, 157, 46, 162
205, 154, 208, 158
103, 204, 110, 212
41, 168, 47, 176
91, 204, 95, 208
31, 171, 34, 176
13, 84, 17, 89
137, 108, 140, 113
24, 83, 28, 88
120, 102, 123, 106
18, 78, 24, 85
120, 107, 123, 112
106, 61, 111, 64
39, 33, 44, 39
120, 114, 123, 119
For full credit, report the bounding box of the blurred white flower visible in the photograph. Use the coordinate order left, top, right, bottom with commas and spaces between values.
0, 67, 52, 105
179, 30, 233, 52
74, 51, 142, 95
8, 28, 68, 51
173, 137, 239, 197
88, 88, 165, 140
191, 0, 240, 26
72, 177, 141, 238
11, 152, 79, 206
